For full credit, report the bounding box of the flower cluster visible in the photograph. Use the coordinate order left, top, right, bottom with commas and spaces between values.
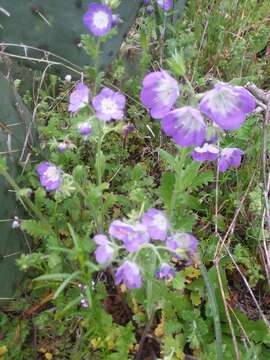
92, 208, 198, 289
37, 162, 62, 192
144, 0, 173, 12
140, 70, 256, 172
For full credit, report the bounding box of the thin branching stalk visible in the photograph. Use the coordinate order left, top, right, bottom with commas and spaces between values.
215, 259, 240, 360
199, 259, 223, 360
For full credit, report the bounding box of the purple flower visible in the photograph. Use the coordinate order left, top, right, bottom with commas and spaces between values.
92, 87, 126, 121
192, 143, 219, 162
57, 142, 68, 152
144, 0, 151, 4
199, 83, 256, 130
80, 297, 89, 308
68, 83, 90, 113
218, 148, 244, 172
37, 162, 62, 192
122, 124, 135, 136
140, 70, 180, 119
115, 261, 142, 289
166, 232, 198, 259
156, 0, 173, 11
146, 5, 154, 14
112, 14, 122, 26
142, 208, 169, 241
77, 122, 92, 136
94, 234, 109, 246
94, 234, 114, 264
161, 106, 206, 147
156, 263, 175, 280
83, 3, 113, 37
109, 220, 149, 253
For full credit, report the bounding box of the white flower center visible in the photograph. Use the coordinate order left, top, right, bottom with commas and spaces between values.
156, 77, 177, 105
195, 143, 219, 154
153, 213, 168, 231
44, 167, 60, 182
93, 11, 109, 29
208, 87, 239, 116
101, 98, 117, 114
175, 110, 202, 135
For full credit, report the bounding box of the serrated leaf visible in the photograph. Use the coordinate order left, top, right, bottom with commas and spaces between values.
172, 271, 185, 290
21, 220, 51, 238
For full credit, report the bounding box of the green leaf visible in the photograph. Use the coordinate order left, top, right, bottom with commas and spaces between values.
159, 149, 176, 169
172, 271, 185, 290
34, 273, 72, 282
53, 271, 80, 299
160, 172, 175, 208
21, 220, 51, 238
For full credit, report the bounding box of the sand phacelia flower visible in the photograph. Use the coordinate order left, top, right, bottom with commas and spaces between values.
192, 143, 219, 162
218, 148, 244, 172
92, 87, 126, 121
83, 3, 113, 37
199, 83, 256, 130
156, 263, 175, 280
37, 162, 62, 192
166, 232, 198, 259
115, 260, 142, 288
68, 83, 90, 113
140, 70, 180, 119
93, 234, 114, 264
109, 220, 149, 253
156, 0, 173, 11
161, 106, 206, 147
77, 122, 92, 136
142, 208, 169, 241
57, 142, 68, 153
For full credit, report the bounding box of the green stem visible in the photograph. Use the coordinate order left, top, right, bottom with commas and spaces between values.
0, 163, 49, 226
199, 258, 223, 360
169, 148, 188, 219
96, 120, 104, 232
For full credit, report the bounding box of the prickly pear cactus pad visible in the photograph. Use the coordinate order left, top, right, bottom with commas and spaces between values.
0, 72, 34, 306
0, 1, 142, 76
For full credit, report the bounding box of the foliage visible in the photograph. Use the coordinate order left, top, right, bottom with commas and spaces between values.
1, 1, 270, 360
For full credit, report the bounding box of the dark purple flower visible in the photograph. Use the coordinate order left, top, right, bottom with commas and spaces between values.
37, 162, 62, 192
94, 234, 114, 264
122, 124, 135, 136
166, 232, 198, 259
115, 260, 142, 289
112, 14, 122, 26
92, 87, 126, 121
156, 0, 173, 11
146, 5, 154, 14
140, 70, 180, 119
57, 142, 68, 152
199, 83, 256, 130
218, 148, 244, 172
68, 83, 90, 113
142, 208, 169, 241
161, 106, 206, 147
77, 122, 92, 139
144, 0, 151, 4
156, 263, 175, 280
192, 143, 219, 162
109, 220, 149, 253
83, 3, 113, 37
